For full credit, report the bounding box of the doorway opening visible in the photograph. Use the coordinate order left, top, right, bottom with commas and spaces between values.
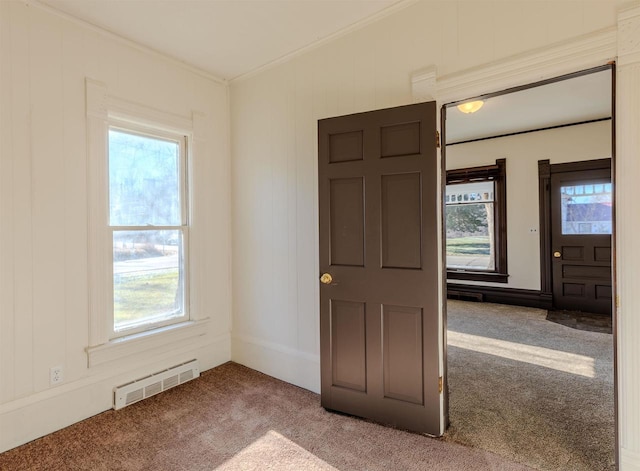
442, 65, 616, 471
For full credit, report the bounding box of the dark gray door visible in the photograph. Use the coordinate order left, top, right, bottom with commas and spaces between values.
551, 166, 612, 315
318, 102, 442, 435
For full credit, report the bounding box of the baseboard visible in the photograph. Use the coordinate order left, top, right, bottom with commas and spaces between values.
621, 447, 640, 471
447, 283, 553, 309
231, 334, 320, 394
0, 334, 231, 454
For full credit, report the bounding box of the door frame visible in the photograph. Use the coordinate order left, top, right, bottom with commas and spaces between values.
415, 7, 640, 467
436, 62, 618, 465
538, 157, 614, 310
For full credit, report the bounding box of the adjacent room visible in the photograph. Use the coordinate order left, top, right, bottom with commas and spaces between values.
1, 1, 639, 470
443, 68, 615, 470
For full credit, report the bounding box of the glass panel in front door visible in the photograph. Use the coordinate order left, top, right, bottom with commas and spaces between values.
560, 182, 612, 235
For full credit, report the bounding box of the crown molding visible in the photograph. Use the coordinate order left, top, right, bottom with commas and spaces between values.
230, 0, 419, 84
23, 0, 227, 85
618, 3, 640, 67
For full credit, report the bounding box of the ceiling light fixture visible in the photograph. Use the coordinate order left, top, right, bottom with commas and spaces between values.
457, 100, 484, 114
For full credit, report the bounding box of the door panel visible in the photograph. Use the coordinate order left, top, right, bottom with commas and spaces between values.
318, 102, 441, 436
382, 304, 424, 405
380, 121, 421, 158
562, 246, 584, 260
330, 300, 367, 392
329, 131, 364, 163
550, 166, 612, 315
380, 173, 422, 269
329, 178, 365, 266
594, 246, 611, 262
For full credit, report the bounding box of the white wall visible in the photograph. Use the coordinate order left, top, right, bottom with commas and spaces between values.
0, 1, 231, 452
446, 120, 612, 290
230, 0, 621, 394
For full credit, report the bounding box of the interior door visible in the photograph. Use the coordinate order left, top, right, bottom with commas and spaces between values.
550, 165, 612, 315
318, 102, 442, 435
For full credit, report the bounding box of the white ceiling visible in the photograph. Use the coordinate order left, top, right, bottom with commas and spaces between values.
446, 69, 612, 144
39, 0, 403, 80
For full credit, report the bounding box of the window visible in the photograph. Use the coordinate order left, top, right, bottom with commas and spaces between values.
446, 159, 508, 283
108, 125, 189, 337
560, 183, 612, 235
85, 80, 211, 366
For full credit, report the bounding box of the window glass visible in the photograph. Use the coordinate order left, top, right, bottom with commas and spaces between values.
112, 230, 184, 332
108, 127, 187, 336
445, 180, 494, 203
446, 181, 496, 271
109, 129, 181, 226
561, 183, 612, 235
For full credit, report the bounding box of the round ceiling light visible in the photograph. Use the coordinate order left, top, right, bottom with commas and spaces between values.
457, 100, 484, 114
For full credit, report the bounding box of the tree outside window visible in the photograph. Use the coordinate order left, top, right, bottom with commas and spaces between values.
446, 159, 508, 283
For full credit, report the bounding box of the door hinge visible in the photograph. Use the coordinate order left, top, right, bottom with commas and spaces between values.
615, 295, 620, 308
438, 376, 443, 394
436, 130, 441, 148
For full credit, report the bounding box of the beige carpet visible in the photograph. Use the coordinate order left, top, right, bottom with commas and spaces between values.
444, 300, 615, 471
0, 362, 532, 471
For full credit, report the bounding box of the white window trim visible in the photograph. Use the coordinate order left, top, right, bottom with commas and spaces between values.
86, 319, 210, 368
85, 78, 208, 367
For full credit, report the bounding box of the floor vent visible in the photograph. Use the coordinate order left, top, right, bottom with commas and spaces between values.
113, 359, 200, 410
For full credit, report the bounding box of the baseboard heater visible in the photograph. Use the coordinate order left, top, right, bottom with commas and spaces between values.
113, 359, 200, 410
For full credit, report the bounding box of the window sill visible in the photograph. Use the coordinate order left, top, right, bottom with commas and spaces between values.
86, 318, 210, 368
447, 270, 509, 283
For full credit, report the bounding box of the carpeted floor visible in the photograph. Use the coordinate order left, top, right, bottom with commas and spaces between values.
0, 302, 614, 471
0, 362, 532, 471
444, 300, 615, 471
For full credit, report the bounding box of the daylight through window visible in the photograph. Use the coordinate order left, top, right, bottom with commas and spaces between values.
446, 180, 496, 271
108, 127, 188, 336
445, 159, 508, 283
560, 183, 612, 235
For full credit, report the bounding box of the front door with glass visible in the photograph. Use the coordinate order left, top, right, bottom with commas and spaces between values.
550, 165, 612, 315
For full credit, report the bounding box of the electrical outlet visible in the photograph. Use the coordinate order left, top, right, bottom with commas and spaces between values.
50, 366, 64, 385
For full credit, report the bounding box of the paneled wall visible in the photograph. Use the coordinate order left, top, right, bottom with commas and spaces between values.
0, 1, 231, 452
230, 1, 639, 464
230, 0, 620, 393
446, 120, 612, 290
0, 0, 633, 462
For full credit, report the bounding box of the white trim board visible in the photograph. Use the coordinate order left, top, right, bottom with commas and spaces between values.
622, 448, 640, 471
86, 320, 214, 368
231, 334, 320, 394
429, 28, 617, 105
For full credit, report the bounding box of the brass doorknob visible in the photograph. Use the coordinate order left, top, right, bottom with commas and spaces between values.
553, 251, 562, 258
320, 273, 333, 285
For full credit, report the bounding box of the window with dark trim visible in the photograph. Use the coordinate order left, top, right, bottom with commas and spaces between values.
446, 158, 508, 283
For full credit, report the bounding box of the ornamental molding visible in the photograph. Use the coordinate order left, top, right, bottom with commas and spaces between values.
411, 66, 437, 102
618, 4, 640, 67
434, 28, 616, 104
